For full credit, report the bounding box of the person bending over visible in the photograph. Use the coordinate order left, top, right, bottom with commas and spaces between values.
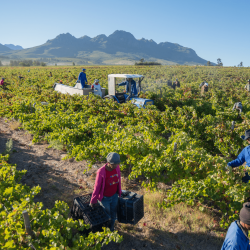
226, 129, 250, 183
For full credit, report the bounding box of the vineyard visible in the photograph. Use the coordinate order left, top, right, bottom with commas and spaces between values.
1, 65, 250, 248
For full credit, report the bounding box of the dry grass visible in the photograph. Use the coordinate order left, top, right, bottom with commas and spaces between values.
140, 190, 222, 235
115, 188, 225, 246
9, 120, 22, 130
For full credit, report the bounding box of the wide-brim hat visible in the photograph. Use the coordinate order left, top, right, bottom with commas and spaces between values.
241, 129, 250, 140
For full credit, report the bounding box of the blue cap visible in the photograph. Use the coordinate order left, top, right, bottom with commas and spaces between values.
82, 68, 86, 71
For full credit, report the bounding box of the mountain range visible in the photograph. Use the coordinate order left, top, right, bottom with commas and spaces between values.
4, 44, 23, 50
0, 30, 211, 65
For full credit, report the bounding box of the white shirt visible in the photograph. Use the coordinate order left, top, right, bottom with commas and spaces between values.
92, 83, 102, 97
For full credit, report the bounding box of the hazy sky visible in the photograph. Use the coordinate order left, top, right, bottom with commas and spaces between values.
1, 0, 249, 66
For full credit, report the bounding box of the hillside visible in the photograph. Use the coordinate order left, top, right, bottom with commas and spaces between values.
0, 30, 211, 65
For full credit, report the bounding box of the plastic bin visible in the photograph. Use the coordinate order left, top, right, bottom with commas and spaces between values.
118, 190, 144, 225
71, 194, 110, 234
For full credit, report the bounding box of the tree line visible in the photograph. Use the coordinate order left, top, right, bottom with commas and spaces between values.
9, 60, 46, 67
207, 58, 244, 67
135, 58, 162, 66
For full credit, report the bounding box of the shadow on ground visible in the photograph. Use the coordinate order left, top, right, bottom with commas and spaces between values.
102, 227, 223, 250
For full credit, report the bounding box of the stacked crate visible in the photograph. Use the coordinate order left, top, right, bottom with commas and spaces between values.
71, 194, 110, 234
118, 191, 144, 225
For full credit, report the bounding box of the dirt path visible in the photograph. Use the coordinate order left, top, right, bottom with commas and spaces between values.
0, 118, 224, 250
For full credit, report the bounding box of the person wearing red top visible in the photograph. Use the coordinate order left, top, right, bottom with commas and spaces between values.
0, 78, 4, 86
90, 152, 122, 232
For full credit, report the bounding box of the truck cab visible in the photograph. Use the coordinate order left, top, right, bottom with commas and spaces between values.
105, 74, 154, 108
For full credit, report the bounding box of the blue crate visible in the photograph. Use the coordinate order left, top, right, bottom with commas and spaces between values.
71, 194, 110, 234
118, 190, 144, 225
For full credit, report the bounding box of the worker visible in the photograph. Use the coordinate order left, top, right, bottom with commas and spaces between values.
49, 72, 52, 77
118, 78, 138, 97
201, 82, 209, 95
91, 79, 102, 97
174, 78, 180, 88
90, 152, 122, 232
226, 129, 250, 183
244, 79, 250, 91
78, 68, 88, 89
232, 102, 243, 114
221, 202, 250, 249
0, 77, 4, 86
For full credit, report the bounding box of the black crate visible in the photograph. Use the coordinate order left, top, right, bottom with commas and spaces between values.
118, 191, 144, 225
71, 194, 110, 234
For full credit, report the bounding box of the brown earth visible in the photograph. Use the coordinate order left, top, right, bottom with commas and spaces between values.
0, 117, 224, 250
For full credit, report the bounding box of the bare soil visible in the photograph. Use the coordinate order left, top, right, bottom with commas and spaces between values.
0, 117, 224, 250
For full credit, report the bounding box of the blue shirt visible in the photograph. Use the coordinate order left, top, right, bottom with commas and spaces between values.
228, 146, 250, 168
118, 80, 138, 96
78, 72, 87, 88
221, 221, 250, 250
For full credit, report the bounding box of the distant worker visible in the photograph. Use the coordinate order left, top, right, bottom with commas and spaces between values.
200, 82, 209, 95
244, 79, 250, 91
78, 68, 88, 89
18, 75, 24, 80
0, 78, 4, 88
49, 72, 52, 77
226, 129, 250, 183
174, 78, 180, 88
232, 102, 243, 114
118, 78, 138, 98
0, 77, 4, 85
91, 79, 102, 97
221, 202, 250, 249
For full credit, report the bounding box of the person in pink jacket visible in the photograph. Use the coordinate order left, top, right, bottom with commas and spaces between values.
90, 152, 122, 231
0, 78, 4, 86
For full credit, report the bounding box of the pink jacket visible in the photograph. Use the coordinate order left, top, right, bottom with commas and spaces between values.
0, 79, 4, 86
90, 164, 122, 204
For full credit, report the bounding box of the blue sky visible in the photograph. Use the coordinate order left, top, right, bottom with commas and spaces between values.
1, 0, 249, 66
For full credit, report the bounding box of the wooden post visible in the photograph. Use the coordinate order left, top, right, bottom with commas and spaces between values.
22, 211, 33, 236
231, 121, 235, 131
229, 121, 235, 156
174, 142, 177, 153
